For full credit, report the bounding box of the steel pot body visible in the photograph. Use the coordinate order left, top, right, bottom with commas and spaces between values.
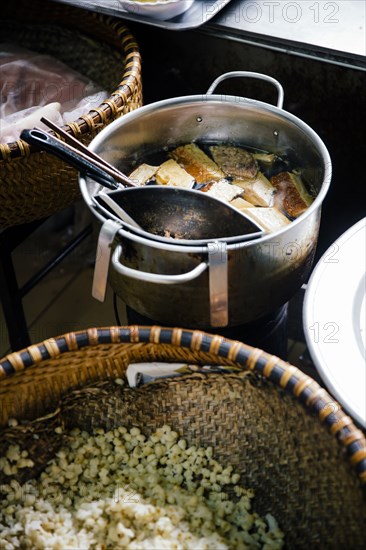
80, 73, 331, 328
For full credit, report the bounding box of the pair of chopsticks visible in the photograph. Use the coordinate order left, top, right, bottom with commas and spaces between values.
40, 117, 136, 189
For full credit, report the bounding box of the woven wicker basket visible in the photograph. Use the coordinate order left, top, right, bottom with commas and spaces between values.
0, 0, 142, 228
0, 326, 365, 548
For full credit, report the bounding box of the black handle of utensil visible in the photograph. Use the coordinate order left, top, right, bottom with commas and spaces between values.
20, 128, 120, 191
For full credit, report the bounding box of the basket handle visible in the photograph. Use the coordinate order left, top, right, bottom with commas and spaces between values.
206, 71, 284, 109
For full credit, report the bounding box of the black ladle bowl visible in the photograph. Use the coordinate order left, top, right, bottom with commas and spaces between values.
93, 186, 264, 244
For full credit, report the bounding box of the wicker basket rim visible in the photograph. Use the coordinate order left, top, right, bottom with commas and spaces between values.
0, 325, 365, 485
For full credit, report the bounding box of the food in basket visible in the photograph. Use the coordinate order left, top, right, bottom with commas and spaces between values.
0, 423, 284, 549
127, 142, 315, 233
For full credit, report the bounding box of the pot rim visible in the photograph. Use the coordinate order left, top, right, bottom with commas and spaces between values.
80, 93, 332, 252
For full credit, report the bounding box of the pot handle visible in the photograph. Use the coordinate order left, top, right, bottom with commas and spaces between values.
206, 71, 284, 109
112, 245, 208, 284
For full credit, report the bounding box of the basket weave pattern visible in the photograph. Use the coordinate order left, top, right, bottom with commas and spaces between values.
0, 0, 142, 227
0, 326, 365, 547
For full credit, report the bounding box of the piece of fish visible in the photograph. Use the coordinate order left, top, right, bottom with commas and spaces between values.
200, 179, 244, 202
243, 207, 291, 233
129, 163, 159, 186
271, 171, 313, 218
230, 197, 253, 209
170, 143, 225, 183
233, 172, 275, 207
155, 159, 195, 189
209, 145, 258, 179
253, 152, 276, 166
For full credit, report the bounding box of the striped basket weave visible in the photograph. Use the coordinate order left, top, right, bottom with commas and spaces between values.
0, 326, 365, 548
0, 0, 142, 228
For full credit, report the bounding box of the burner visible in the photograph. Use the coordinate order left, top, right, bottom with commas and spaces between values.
125, 304, 289, 360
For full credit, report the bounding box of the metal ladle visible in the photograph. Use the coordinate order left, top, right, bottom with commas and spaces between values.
97, 191, 142, 230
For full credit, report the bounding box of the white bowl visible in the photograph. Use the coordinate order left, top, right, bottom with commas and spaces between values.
119, 0, 194, 21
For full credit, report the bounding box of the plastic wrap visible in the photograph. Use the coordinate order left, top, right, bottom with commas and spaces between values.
0, 45, 108, 142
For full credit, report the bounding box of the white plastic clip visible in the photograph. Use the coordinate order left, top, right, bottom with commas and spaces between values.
92, 219, 122, 302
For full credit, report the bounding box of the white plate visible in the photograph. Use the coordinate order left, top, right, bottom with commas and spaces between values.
119, 0, 194, 20
303, 217, 366, 428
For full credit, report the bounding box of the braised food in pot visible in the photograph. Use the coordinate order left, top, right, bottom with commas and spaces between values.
128, 142, 315, 234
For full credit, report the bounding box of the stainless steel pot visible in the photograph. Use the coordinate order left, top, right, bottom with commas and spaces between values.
80, 72, 332, 328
